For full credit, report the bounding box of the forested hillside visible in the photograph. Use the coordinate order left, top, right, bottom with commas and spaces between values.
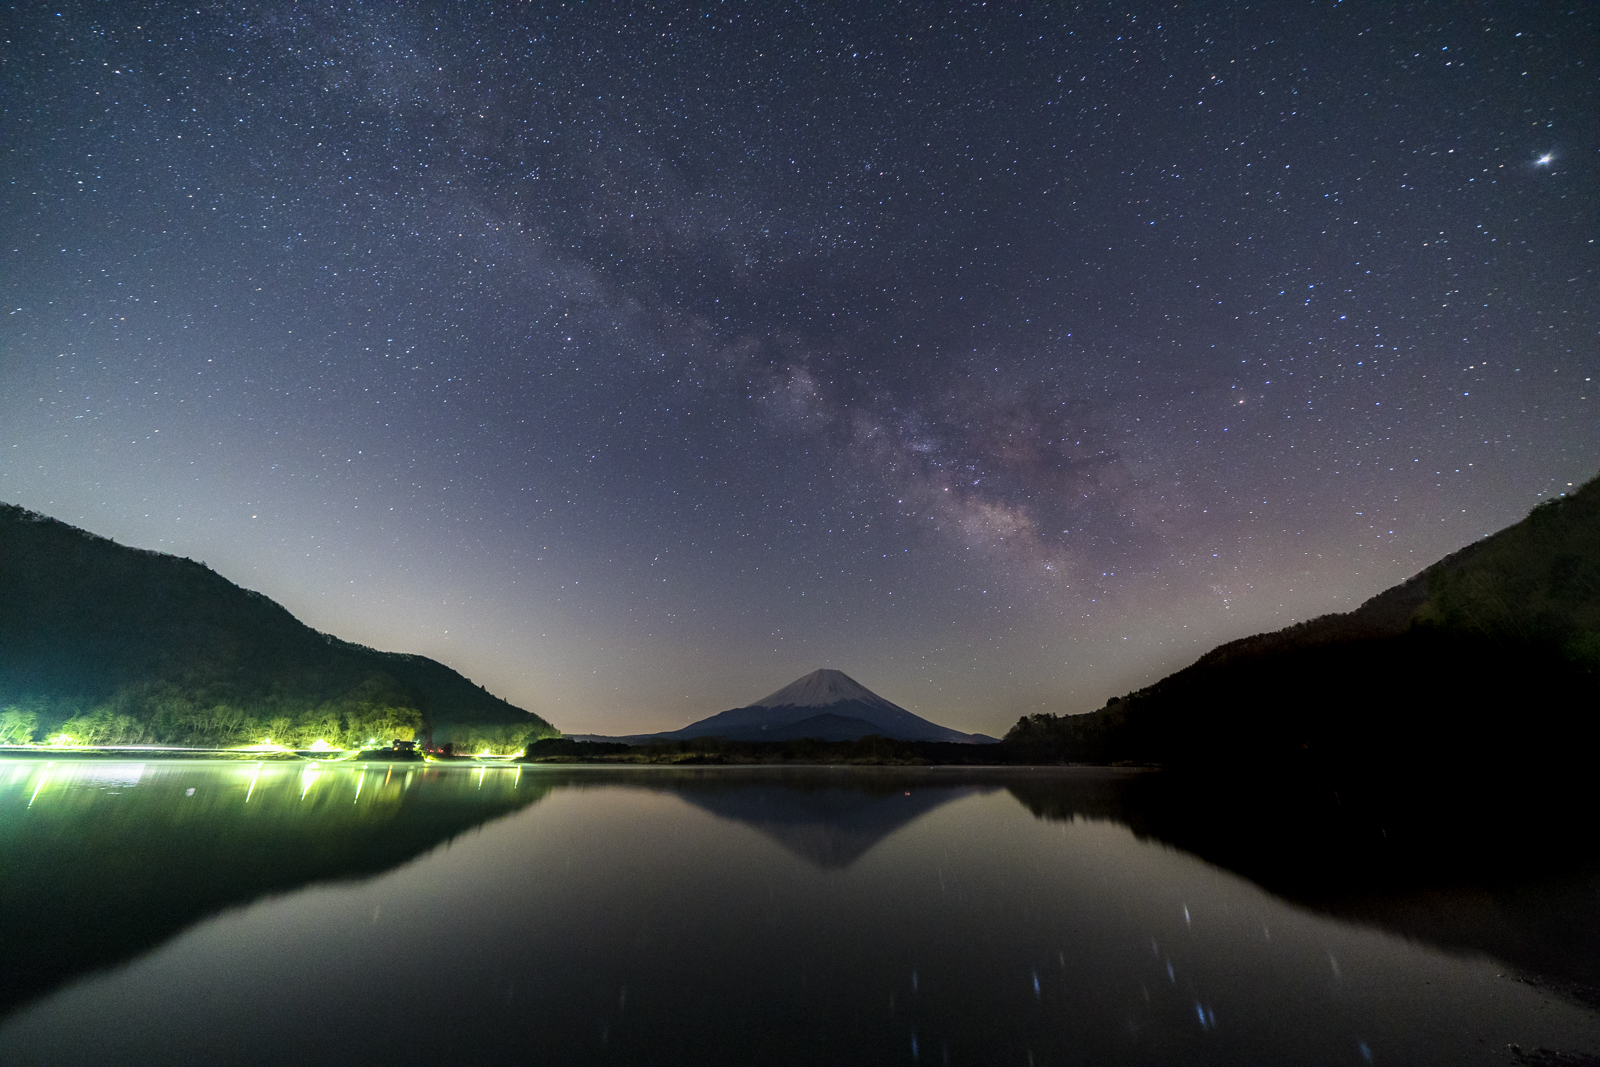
0, 504, 558, 751
1006, 476, 1600, 774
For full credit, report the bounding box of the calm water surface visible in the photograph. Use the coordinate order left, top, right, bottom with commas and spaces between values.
1, 760, 1594, 1065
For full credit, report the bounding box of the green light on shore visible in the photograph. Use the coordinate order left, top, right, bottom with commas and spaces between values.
234, 741, 292, 753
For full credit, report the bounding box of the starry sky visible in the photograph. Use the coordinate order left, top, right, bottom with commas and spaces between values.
3, 2, 1595, 737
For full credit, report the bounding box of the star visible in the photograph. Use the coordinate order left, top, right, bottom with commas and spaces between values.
2, 1, 1593, 734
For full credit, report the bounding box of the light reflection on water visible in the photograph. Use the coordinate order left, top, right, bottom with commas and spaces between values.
0, 761, 1594, 1066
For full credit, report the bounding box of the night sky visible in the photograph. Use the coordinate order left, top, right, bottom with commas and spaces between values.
3, 2, 1595, 737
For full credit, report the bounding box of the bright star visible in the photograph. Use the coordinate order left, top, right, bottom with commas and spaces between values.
1536, 153, 1554, 165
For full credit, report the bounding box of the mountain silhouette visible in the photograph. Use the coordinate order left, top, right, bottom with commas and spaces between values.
645, 668, 992, 744
0, 502, 557, 750
1005, 475, 1600, 770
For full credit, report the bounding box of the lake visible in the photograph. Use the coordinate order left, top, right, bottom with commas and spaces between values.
2, 759, 1595, 1065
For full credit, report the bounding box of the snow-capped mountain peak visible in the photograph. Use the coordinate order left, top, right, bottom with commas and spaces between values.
751, 669, 891, 709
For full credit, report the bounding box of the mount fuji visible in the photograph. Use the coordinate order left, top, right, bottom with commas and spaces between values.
627, 669, 996, 744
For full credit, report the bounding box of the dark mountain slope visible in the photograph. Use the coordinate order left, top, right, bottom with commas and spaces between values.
1006, 476, 1600, 774
1177, 475, 1600, 675
0, 503, 557, 750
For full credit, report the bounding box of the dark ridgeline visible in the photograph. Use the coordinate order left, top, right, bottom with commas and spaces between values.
525, 734, 1014, 766
0, 503, 557, 750
1005, 474, 1599, 776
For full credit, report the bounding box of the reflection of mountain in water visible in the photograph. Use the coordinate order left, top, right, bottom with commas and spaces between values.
0, 760, 550, 1019
674, 778, 989, 868
12, 760, 1595, 1033
1005, 770, 1600, 1008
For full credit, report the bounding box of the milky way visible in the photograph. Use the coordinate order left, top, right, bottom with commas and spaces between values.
3, 3, 1594, 734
